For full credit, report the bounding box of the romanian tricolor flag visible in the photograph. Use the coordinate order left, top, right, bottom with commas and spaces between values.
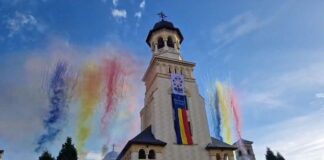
172, 94, 193, 145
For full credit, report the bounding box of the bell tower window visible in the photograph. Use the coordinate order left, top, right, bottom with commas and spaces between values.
157, 37, 164, 49
224, 154, 229, 160
148, 150, 156, 159
216, 154, 221, 160
138, 149, 146, 159
167, 36, 174, 48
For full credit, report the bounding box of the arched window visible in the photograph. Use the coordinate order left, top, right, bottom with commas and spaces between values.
151, 43, 155, 51
138, 149, 146, 159
238, 150, 242, 156
247, 149, 251, 155
148, 150, 156, 159
216, 154, 221, 160
157, 37, 164, 49
167, 36, 174, 48
224, 154, 229, 160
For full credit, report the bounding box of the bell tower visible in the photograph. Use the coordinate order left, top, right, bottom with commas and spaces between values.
117, 14, 237, 160
146, 13, 183, 60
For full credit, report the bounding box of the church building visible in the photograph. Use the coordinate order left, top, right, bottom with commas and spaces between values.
116, 16, 253, 160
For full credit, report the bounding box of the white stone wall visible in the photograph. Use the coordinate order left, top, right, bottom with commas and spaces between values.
137, 27, 237, 160
141, 56, 214, 160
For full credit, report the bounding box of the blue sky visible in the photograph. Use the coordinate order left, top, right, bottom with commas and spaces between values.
1, 0, 324, 159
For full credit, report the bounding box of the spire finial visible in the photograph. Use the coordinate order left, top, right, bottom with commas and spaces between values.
157, 12, 167, 21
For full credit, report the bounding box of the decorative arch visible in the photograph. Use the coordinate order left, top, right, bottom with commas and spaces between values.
157, 37, 164, 49
247, 149, 251, 155
138, 149, 146, 159
224, 153, 229, 160
148, 149, 156, 159
167, 36, 174, 48
216, 153, 221, 160
151, 42, 156, 51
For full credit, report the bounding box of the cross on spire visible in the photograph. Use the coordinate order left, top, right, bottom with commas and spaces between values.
157, 12, 167, 21
112, 144, 115, 151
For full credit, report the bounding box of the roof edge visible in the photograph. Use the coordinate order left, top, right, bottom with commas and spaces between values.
116, 126, 166, 160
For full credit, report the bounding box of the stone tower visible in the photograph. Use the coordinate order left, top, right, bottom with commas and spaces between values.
0, 150, 3, 160
117, 16, 236, 160
234, 139, 256, 160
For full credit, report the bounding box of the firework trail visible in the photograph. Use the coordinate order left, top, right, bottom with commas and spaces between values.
100, 55, 142, 146
101, 57, 127, 134
216, 81, 233, 144
36, 61, 75, 152
208, 91, 218, 138
208, 84, 223, 141
77, 63, 102, 152
213, 85, 223, 141
230, 89, 247, 154
230, 89, 242, 140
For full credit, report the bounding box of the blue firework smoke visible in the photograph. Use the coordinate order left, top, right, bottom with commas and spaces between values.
35, 62, 69, 152
213, 89, 223, 141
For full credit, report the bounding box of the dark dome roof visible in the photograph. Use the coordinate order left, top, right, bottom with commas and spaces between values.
103, 151, 119, 160
146, 20, 183, 46
153, 20, 175, 30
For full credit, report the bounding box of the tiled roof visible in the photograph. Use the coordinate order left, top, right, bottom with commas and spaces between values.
233, 138, 253, 145
206, 137, 237, 150
117, 126, 166, 160
146, 20, 183, 46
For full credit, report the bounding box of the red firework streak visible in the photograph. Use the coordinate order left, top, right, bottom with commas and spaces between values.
101, 57, 126, 133
230, 89, 247, 153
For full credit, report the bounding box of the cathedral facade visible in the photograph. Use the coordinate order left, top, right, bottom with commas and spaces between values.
116, 18, 251, 160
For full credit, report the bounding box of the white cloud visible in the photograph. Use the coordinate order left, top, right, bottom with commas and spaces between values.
112, 0, 118, 6
249, 108, 324, 160
85, 151, 102, 160
211, 12, 266, 51
0, 38, 145, 159
242, 60, 324, 109
6, 11, 41, 37
134, 0, 145, 20
315, 93, 324, 98
111, 9, 127, 18
273, 62, 324, 90
134, 12, 142, 19
243, 91, 284, 108
139, 0, 145, 9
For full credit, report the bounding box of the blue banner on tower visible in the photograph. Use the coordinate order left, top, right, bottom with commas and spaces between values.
170, 73, 193, 145
171, 73, 185, 95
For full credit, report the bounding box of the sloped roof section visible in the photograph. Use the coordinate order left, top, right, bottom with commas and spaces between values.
117, 126, 166, 160
233, 138, 253, 145
103, 150, 118, 160
146, 20, 184, 46
128, 126, 166, 145
206, 137, 237, 150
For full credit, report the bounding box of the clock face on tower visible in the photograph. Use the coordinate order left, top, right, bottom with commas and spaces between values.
171, 73, 185, 95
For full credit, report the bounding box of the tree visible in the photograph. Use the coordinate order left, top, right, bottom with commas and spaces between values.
265, 148, 277, 160
39, 151, 55, 160
276, 152, 285, 160
57, 137, 78, 160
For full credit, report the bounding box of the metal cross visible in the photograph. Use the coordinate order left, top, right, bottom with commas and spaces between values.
157, 12, 167, 21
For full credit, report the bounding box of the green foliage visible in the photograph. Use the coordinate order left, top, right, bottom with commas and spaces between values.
39, 151, 55, 160
57, 137, 78, 160
276, 152, 285, 160
266, 148, 277, 160
265, 148, 286, 160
